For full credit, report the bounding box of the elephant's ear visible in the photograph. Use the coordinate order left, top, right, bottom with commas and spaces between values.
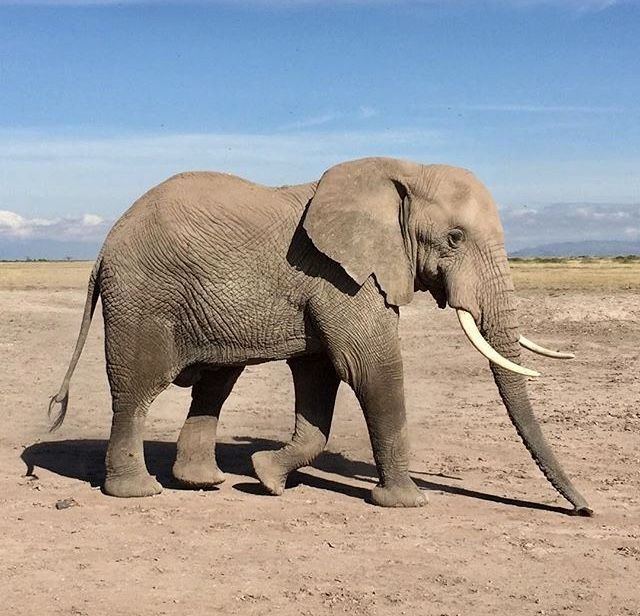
303, 157, 419, 306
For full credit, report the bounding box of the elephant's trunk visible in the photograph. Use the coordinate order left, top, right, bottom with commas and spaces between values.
479, 256, 592, 516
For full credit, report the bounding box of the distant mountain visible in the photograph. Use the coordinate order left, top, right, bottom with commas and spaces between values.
0, 239, 101, 261
511, 240, 640, 257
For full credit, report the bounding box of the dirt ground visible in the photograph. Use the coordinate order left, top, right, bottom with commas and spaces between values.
1, 261, 639, 616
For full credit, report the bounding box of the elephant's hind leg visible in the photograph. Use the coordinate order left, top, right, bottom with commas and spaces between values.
102, 317, 175, 498
104, 389, 166, 498
252, 354, 339, 496
173, 367, 244, 488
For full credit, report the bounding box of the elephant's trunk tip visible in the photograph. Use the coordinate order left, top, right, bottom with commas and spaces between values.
570, 504, 594, 517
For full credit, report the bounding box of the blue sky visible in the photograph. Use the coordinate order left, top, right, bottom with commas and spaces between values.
0, 0, 639, 251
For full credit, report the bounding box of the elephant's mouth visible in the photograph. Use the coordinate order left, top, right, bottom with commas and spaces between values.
416, 270, 447, 309
430, 285, 447, 309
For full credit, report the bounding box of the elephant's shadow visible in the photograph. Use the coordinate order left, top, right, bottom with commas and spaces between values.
21, 436, 574, 515
20, 436, 376, 498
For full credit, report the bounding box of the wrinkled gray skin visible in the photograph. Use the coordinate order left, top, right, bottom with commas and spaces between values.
50, 157, 592, 514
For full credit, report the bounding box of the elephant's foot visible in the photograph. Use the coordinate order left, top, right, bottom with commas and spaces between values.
103, 471, 163, 498
371, 479, 427, 508
172, 458, 226, 488
251, 450, 288, 496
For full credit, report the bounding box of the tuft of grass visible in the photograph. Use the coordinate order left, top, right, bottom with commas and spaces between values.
612, 255, 640, 263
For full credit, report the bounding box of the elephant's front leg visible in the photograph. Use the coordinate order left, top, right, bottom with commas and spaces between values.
252, 354, 340, 495
354, 348, 427, 508
173, 367, 243, 488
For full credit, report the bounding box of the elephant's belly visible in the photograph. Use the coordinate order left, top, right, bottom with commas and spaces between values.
173, 335, 324, 387
164, 274, 325, 378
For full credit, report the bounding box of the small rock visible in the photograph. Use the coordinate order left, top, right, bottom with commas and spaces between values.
55, 498, 79, 510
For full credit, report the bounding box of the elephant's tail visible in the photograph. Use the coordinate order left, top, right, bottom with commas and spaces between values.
48, 256, 103, 431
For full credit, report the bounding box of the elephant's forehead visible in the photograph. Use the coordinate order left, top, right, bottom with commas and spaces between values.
421, 190, 502, 231
460, 202, 504, 243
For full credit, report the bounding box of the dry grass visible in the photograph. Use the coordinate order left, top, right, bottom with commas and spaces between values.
0, 261, 93, 291
1, 259, 639, 292
510, 259, 640, 291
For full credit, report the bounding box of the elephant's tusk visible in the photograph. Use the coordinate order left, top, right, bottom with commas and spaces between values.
456, 310, 541, 378
518, 335, 575, 359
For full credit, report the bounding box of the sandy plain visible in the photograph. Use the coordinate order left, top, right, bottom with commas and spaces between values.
0, 260, 639, 615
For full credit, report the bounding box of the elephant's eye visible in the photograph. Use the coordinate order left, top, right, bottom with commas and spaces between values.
448, 228, 465, 248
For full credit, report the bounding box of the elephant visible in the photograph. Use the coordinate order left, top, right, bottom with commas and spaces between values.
48, 157, 592, 515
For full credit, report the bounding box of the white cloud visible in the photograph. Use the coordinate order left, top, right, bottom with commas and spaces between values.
0, 209, 110, 240
277, 112, 343, 131
359, 106, 378, 119
81, 213, 104, 226
278, 107, 380, 131
502, 206, 539, 218
0, 210, 28, 233
574, 207, 631, 221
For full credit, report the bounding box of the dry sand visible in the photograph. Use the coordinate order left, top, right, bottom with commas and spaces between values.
1, 261, 639, 615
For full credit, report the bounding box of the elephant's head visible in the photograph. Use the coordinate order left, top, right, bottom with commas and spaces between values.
304, 157, 591, 515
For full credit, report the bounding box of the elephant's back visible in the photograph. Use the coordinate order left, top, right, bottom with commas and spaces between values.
105, 171, 316, 251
